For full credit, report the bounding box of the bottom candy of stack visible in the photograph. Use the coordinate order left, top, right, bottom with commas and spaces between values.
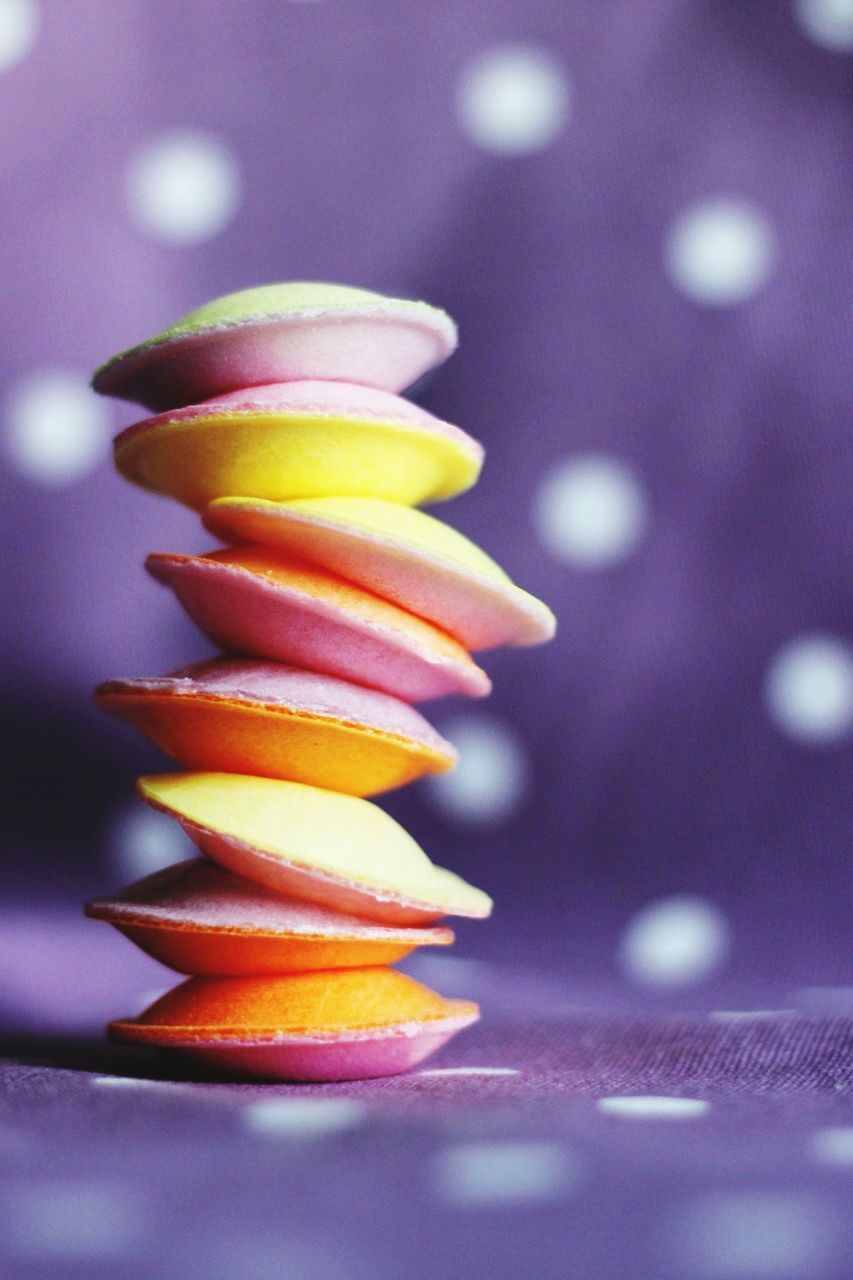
108, 970, 479, 1083
88, 774, 492, 1081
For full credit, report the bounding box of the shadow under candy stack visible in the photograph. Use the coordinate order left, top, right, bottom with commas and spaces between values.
86, 283, 555, 1082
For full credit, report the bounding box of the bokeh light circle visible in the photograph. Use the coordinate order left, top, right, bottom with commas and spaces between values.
4, 369, 111, 485
620, 895, 730, 988
0, 0, 38, 74
457, 45, 570, 155
665, 198, 776, 305
126, 129, 242, 246
533, 454, 649, 568
795, 0, 853, 50
427, 714, 529, 825
764, 633, 853, 745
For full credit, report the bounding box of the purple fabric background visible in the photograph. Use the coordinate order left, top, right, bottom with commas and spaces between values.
0, 2, 850, 1276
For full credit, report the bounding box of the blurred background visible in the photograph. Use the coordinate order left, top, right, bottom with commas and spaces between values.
0, 0, 850, 1029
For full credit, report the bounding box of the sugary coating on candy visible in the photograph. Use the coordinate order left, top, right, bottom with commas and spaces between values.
88, 859, 453, 938
117, 967, 475, 1036
100, 656, 452, 742
205, 496, 556, 650
145, 548, 491, 703
109, 968, 479, 1080
113, 381, 481, 511
138, 772, 493, 924
87, 860, 453, 975
93, 284, 458, 411
96, 658, 456, 795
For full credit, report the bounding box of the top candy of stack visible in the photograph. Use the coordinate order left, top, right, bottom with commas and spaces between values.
92, 283, 457, 411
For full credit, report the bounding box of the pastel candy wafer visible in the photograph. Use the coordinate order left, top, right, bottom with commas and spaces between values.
109, 968, 479, 1081
113, 381, 482, 511
137, 772, 493, 925
93, 282, 458, 411
146, 547, 491, 703
205, 496, 556, 651
95, 658, 456, 796
86, 859, 453, 975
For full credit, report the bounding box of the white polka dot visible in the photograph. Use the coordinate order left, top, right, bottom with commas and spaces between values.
709, 1010, 795, 1021
456, 45, 570, 155
417, 1067, 520, 1078
92, 1076, 158, 1089
126, 130, 242, 246
764, 634, 853, 745
110, 804, 195, 880
533, 454, 648, 568
432, 1140, 580, 1206
620, 895, 730, 988
243, 1098, 365, 1138
665, 198, 776, 306
662, 1192, 840, 1278
0, 0, 37, 73
1, 1182, 145, 1260
93, 1075, 199, 1095
427, 714, 529, 825
795, 0, 853, 49
810, 1126, 853, 1167
597, 1095, 710, 1119
3, 370, 111, 485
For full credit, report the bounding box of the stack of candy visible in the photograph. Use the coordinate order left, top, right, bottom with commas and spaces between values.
86, 283, 555, 1081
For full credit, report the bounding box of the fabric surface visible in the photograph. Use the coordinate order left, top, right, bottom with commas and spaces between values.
0, 918, 851, 1279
